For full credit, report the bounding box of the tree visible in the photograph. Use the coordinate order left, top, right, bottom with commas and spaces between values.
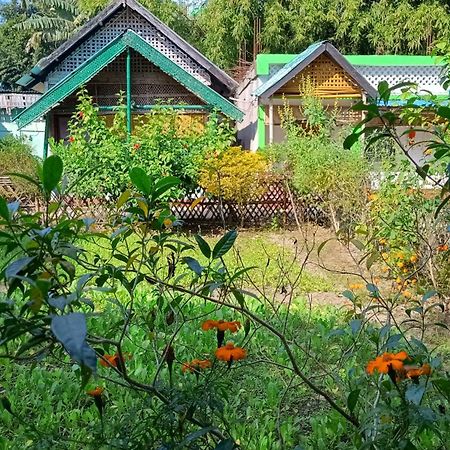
0, 1, 35, 89
195, 0, 450, 68
15, 0, 87, 53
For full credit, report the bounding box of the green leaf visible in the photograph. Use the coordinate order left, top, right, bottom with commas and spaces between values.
437, 106, 450, 120
117, 189, 131, 209
347, 389, 360, 413
366, 251, 379, 270
378, 80, 390, 102
183, 256, 203, 276
180, 426, 216, 445
5, 256, 35, 279
343, 130, 363, 149
405, 383, 426, 405
130, 167, 152, 195
0, 197, 9, 221
42, 155, 63, 193
342, 290, 355, 302
194, 234, 211, 259
214, 439, 235, 450
435, 195, 450, 218
51, 313, 97, 372
212, 229, 237, 259
422, 290, 437, 302
432, 379, 450, 402
153, 176, 180, 199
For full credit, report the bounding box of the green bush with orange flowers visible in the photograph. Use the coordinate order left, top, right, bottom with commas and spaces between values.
0, 156, 450, 449
365, 159, 450, 300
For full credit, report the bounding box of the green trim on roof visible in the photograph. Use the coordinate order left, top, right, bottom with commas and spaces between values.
256, 54, 297, 75
15, 31, 243, 129
346, 55, 441, 66
256, 53, 442, 75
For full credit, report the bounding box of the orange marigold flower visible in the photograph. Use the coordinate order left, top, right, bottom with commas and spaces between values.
368, 193, 378, 202
366, 351, 409, 375
397, 261, 404, 269
437, 244, 449, 252
410, 255, 418, 263
68, 136, 75, 143
402, 290, 412, 299
379, 238, 387, 246
99, 352, 132, 368
86, 386, 104, 397
406, 363, 431, 379
215, 342, 247, 362
202, 320, 219, 331
133, 143, 141, 150
201, 320, 241, 333
182, 359, 212, 373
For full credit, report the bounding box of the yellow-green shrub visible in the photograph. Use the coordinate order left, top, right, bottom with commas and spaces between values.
199, 146, 270, 207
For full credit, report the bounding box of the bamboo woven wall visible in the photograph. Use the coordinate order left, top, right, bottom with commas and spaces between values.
276, 54, 362, 99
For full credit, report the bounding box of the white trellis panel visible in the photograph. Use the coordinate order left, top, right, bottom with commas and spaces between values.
354, 65, 446, 95
47, 7, 211, 88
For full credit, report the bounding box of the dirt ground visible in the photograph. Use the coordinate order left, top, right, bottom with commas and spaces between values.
238, 225, 366, 308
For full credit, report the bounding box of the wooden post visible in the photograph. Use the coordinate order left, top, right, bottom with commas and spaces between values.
126, 47, 132, 138
43, 113, 50, 159
268, 102, 274, 145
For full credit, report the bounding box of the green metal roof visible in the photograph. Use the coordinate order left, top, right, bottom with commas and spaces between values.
14, 30, 243, 129
256, 53, 442, 75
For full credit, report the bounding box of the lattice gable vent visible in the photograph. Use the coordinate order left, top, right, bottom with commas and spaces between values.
56, 51, 203, 109
276, 54, 361, 98
47, 7, 211, 88
355, 65, 446, 95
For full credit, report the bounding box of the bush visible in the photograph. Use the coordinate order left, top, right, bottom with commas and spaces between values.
1, 156, 450, 449
266, 94, 369, 232
0, 135, 39, 193
51, 89, 234, 198
199, 146, 270, 224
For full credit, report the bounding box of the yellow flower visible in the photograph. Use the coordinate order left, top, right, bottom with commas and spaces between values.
397, 261, 404, 269
410, 255, 418, 263
349, 283, 364, 290
163, 218, 173, 228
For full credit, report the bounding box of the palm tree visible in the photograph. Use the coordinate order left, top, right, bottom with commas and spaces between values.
16, 0, 87, 52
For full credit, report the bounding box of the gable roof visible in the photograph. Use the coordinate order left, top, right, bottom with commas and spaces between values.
17, 0, 237, 93
254, 41, 377, 99
14, 30, 243, 129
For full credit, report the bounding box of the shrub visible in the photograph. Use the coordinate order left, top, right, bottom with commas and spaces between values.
266, 95, 369, 232
0, 135, 39, 193
51, 89, 234, 198
199, 146, 270, 224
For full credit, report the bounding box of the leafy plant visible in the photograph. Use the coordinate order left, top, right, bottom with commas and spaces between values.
51, 89, 234, 198
199, 146, 270, 226
0, 135, 39, 193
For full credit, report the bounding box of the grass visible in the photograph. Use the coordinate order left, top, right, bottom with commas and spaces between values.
0, 295, 350, 450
